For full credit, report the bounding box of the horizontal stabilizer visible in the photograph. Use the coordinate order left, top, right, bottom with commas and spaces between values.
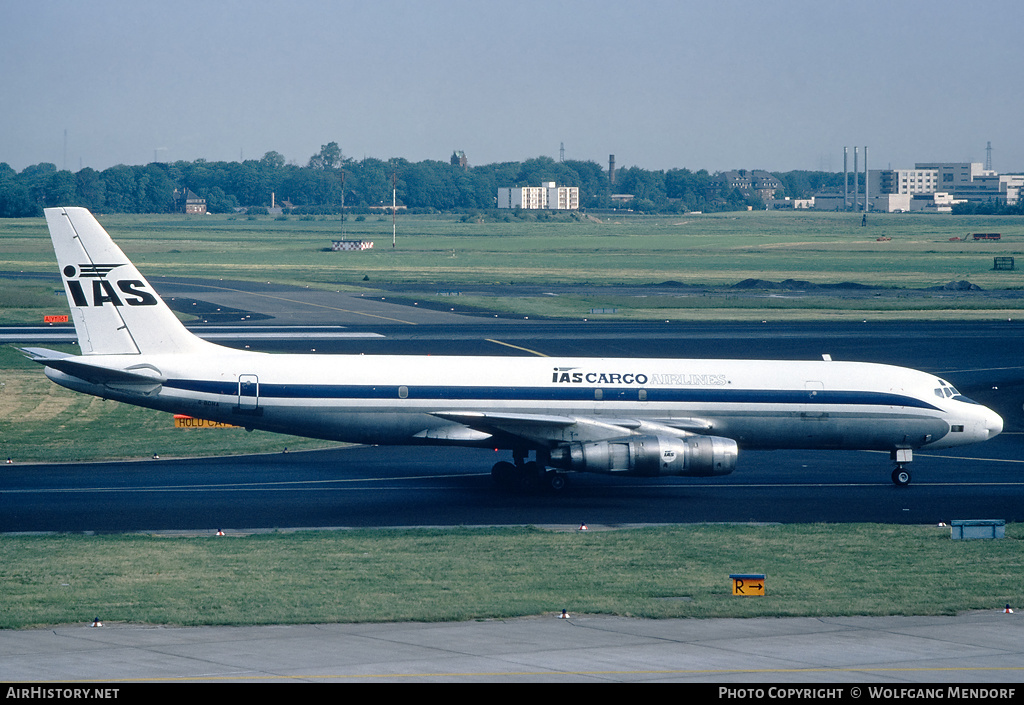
21, 348, 165, 385
20, 347, 73, 362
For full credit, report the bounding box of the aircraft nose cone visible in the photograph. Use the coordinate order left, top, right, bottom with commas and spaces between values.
986, 408, 1004, 439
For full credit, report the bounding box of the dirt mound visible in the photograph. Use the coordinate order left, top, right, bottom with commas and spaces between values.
732, 279, 873, 291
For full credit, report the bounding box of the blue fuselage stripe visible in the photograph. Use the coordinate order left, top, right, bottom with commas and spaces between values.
163, 380, 941, 410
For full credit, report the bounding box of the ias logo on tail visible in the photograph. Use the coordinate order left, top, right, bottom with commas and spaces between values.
63, 263, 158, 307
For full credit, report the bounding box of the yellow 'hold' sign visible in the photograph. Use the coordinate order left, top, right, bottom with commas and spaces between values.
174, 415, 239, 429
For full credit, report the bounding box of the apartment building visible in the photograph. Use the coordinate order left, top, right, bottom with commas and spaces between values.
497, 182, 580, 210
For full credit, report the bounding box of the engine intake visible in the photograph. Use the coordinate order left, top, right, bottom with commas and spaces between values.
551, 434, 737, 477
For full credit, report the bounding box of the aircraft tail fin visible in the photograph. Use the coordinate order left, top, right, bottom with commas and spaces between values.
44, 207, 210, 356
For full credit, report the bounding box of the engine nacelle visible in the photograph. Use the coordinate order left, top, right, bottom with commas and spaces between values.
550, 434, 738, 477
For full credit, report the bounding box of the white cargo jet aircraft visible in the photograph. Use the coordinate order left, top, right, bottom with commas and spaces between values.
25, 207, 1003, 491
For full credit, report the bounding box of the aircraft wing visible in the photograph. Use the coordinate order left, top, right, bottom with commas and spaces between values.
430, 410, 715, 446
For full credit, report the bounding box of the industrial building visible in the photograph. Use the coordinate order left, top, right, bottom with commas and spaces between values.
497, 182, 579, 210
870, 163, 1022, 210
773, 154, 1022, 213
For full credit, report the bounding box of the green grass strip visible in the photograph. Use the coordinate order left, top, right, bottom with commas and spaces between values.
1, 524, 1020, 629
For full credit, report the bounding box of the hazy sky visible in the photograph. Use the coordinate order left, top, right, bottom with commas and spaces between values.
3, 0, 1022, 174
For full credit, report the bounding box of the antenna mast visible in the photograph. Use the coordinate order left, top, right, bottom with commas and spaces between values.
392, 167, 397, 248
340, 168, 345, 240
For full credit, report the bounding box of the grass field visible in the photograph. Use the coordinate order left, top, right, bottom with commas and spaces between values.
1, 524, 1021, 629
3, 210, 1024, 300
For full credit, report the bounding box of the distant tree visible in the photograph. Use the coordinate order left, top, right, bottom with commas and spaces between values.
229, 160, 263, 206
260, 151, 286, 170
308, 142, 343, 171
665, 168, 712, 211
45, 170, 77, 207
615, 166, 667, 206
101, 165, 137, 212
75, 167, 106, 211
0, 176, 35, 217
203, 186, 238, 214
138, 164, 176, 212
356, 158, 394, 207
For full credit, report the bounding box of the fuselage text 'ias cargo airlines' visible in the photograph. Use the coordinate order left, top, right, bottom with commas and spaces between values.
25, 207, 1002, 491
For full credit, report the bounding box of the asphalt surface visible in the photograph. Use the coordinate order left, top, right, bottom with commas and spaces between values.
3, 612, 1023, 683
3, 439, 1024, 533
4, 275, 1024, 684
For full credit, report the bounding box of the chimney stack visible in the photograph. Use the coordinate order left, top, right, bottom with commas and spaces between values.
844, 147, 849, 210
853, 147, 859, 211
863, 146, 869, 212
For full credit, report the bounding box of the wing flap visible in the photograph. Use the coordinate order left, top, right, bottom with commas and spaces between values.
432, 410, 637, 445
430, 410, 718, 446
413, 425, 493, 442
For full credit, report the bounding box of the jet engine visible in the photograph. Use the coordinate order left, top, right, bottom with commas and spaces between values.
550, 434, 738, 477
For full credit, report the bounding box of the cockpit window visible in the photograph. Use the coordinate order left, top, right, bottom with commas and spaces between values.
936, 380, 960, 398
934, 379, 973, 403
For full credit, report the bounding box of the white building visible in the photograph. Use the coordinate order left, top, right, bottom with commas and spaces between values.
868, 163, 1021, 209
873, 168, 940, 196
909, 192, 957, 213
767, 197, 814, 210
497, 182, 580, 210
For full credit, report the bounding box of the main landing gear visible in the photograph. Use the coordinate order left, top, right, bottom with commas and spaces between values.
491, 449, 568, 493
891, 449, 913, 487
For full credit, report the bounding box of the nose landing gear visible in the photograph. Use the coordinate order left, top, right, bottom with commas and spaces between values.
891, 449, 913, 486
891, 466, 912, 487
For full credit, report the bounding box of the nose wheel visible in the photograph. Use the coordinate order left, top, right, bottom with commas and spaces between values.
891, 466, 912, 487
890, 449, 913, 486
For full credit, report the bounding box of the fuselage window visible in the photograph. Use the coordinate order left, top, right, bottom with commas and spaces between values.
398, 385, 409, 399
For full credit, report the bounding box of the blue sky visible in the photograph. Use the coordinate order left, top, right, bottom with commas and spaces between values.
3, 0, 1022, 174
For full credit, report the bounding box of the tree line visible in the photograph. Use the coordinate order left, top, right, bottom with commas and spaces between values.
1, 142, 861, 218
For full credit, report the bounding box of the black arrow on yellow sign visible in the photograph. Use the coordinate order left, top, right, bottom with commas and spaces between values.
730, 573, 766, 596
